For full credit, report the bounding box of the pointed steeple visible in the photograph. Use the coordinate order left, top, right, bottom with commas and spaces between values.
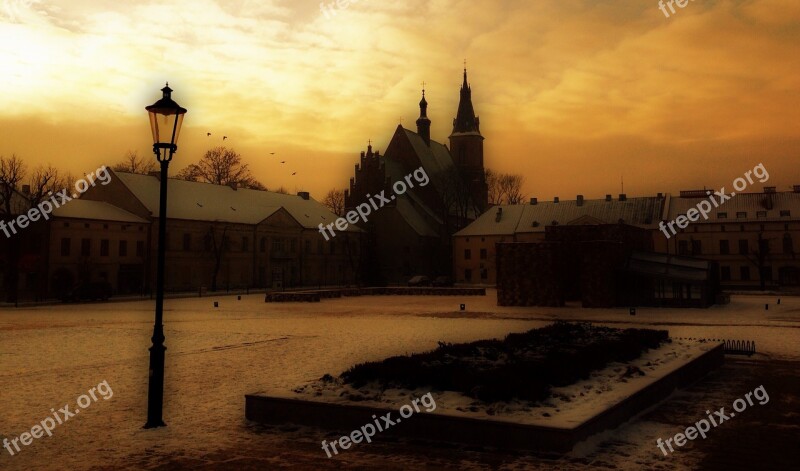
451, 67, 480, 135
416, 84, 431, 146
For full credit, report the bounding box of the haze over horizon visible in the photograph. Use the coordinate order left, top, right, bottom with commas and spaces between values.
1, 0, 798, 201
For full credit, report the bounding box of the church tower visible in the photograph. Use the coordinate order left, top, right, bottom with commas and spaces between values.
449, 68, 487, 211
416, 87, 431, 146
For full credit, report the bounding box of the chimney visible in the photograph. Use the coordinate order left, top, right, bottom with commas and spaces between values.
605, 194, 612, 202
764, 186, 776, 193
794, 185, 800, 193
657, 192, 663, 198
576, 195, 584, 207
553, 197, 559, 204
495, 207, 503, 222
297, 191, 310, 200
21, 184, 30, 195
530, 197, 538, 205
619, 194, 627, 202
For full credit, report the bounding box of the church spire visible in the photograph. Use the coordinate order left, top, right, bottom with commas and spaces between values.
451, 67, 480, 135
416, 83, 431, 146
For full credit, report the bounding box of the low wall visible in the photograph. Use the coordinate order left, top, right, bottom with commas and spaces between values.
245, 343, 724, 453
264, 292, 320, 303
265, 287, 485, 302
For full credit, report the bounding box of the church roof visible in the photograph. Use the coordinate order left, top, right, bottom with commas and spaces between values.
451, 68, 481, 136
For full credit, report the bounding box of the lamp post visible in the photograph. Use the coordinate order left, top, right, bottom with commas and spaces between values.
144, 83, 187, 429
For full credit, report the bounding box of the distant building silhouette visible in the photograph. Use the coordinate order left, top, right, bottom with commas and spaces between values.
345, 69, 488, 284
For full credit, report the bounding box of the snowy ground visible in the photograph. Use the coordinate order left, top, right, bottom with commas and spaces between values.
0, 291, 798, 470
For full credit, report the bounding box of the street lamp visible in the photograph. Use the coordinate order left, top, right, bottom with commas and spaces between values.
144, 83, 187, 429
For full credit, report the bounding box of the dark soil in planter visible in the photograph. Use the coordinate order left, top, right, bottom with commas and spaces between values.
341, 321, 668, 403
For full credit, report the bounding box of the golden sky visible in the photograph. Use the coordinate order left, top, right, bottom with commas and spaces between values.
0, 0, 798, 200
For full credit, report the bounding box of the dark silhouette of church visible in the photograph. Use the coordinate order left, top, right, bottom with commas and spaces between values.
345, 68, 488, 284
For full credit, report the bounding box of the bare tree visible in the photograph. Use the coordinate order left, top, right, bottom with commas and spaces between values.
204, 224, 230, 292
0, 154, 27, 303
498, 173, 526, 204
323, 189, 346, 216
28, 165, 72, 206
176, 146, 266, 189
0, 154, 26, 216
748, 232, 772, 290
112, 150, 157, 175
485, 169, 502, 206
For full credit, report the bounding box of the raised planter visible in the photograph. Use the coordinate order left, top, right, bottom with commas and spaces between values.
245, 342, 724, 453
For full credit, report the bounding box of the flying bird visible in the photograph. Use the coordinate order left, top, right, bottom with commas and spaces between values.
207, 132, 211, 137
270, 152, 275, 155
281, 161, 286, 164
223, 136, 228, 141
292, 172, 297, 176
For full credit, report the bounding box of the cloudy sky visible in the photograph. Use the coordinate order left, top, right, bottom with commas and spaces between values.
0, 0, 798, 200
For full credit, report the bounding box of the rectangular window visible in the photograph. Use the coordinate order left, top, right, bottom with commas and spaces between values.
272, 238, 282, 252
260, 237, 267, 253
720, 266, 731, 281
183, 233, 191, 251
762, 266, 773, 282
691, 240, 702, 256
480, 248, 487, 260
719, 240, 729, 255
291, 239, 297, 253
736, 212, 747, 219
464, 249, 472, 260
738, 239, 749, 255
305, 240, 311, 254
100, 239, 109, 257
717, 212, 727, 219
740, 266, 751, 281
780, 210, 791, 217
330, 241, 335, 254
756, 211, 767, 218
136, 241, 145, 257
317, 240, 323, 254
464, 269, 472, 281
480, 269, 488, 280
119, 240, 128, 257
61, 238, 71, 257
81, 238, 91, 257
678, 240, 689, 255
242, 237, 249, 252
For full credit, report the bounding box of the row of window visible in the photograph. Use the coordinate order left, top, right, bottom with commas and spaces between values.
720, 266, 772, 282
463, 248, 488, 260
463, 268, 489, 281
172, 234, 357, 256
61, 238, 145, 258
63, 222, 145, 231
717, 210, 791, 219
678, 235, 793, 256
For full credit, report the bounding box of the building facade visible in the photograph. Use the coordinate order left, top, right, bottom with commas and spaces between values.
455, 187, 800, 291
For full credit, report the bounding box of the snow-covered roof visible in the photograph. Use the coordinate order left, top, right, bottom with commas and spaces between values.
455, 197, 664, 237
113, 171, 359, 231
52, 199, 148, 223
666, 191, 800, 222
